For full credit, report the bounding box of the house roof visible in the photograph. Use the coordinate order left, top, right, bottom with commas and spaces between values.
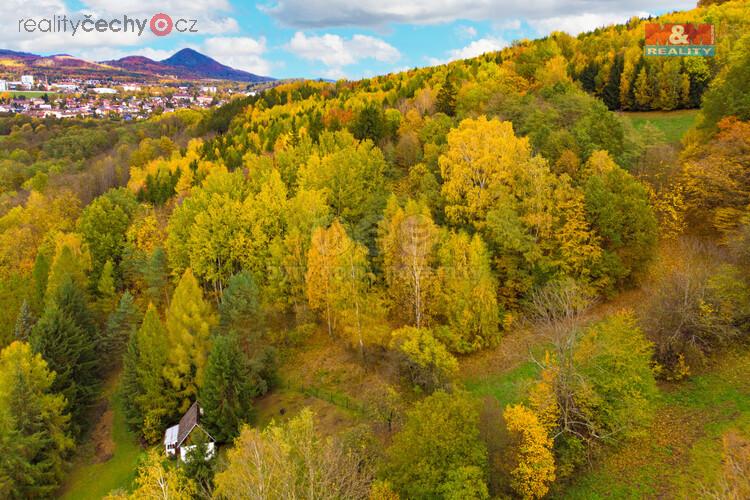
164, 401, 216, 448
177, 401, 201, 447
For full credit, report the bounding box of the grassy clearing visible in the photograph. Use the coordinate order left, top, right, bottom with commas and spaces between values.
558, 348, 750, 499
464, 360, 541, 409
621, 109, 698, 145
60, 377, 144, 499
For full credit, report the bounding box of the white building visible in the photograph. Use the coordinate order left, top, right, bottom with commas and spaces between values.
92, 88, 117, 95
0, 80, 6, 91
122, 84, 141, 92
164, 402, 216, 462
21, 75, 34, 88
201, 86, 217, 94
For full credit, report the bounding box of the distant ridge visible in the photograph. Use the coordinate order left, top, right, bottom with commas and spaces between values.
0, 48, 274, 83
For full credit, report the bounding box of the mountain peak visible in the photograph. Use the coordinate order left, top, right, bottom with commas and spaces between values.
161, 48, 213, 66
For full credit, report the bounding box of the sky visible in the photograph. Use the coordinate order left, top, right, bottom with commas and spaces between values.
2, 0, 697, 80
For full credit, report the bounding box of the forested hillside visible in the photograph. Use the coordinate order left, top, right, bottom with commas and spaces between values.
1, 0, 750, 498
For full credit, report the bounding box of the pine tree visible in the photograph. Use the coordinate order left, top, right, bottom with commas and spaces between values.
164, 269, 216, 413
602, 54, 624, 110
102, 291, 140, 369
219, 271, 261, 334
14, 300, 35, 341
31, 251, 50, 314
122, 304, 176, 443
142, 247, 170, 309
52, 276, 98, 347
200, 333, 262, 442
0, 342, 74, 498
29, 304, 98, 435
436, 76, 457, 116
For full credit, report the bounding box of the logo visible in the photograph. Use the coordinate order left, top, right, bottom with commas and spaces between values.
644, 23, 715, 57
150, 13, 173, 36
17, 14, 198, 37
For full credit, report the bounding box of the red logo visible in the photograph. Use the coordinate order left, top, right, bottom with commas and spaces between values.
645, 24, 714, 46
150, 13, 173, 36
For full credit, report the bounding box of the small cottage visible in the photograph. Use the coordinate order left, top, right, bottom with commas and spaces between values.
163, 401, 216, 461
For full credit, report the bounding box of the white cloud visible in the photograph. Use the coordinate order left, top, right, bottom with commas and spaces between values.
456, 25, 477, 39
497, 19, 522, 31
200, 36, 271, 76
427, 36, 507, 66
287, 32, 400, 77
528, 12, 649, 36
78, 46, 174, 62
262, 0, 695, 30
449, 37, 506, 60
0, 0, 239, 58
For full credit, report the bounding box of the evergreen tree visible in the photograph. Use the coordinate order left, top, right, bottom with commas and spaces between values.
142, 247, 170, 309
29, 304, 98, 435
164, 269, 216, 413
13, 300, 34, 341
351, 103, 386, 143
31, 250, 50, 314
436, 76, 457, 116
0, 342, 74, 499
102, 291, 140, 369
52, 276, 98, 347
219, 271, 261, 334
200, 333, 263, 442
182, 432, 216, 498
602, 53, 624, 110
122, 304, 175, 443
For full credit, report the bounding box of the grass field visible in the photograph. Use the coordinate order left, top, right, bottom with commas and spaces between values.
559, 348, 750, 499
60, 377, 144, 499
464, 360, 541, 409
621, 109, 698, 145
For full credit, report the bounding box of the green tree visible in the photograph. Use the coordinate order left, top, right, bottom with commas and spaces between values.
582, 151, 658, 290
298, 131, 387, 241
122, 304, 175, 443
13, 299, 34, 341
700, 34, 750, 131
383, 390, 488, 498
436, 76, 457, 116
219, 271, 261, 334
102, 291, 140, 369
351, 103, 386, 143
0, 342, 73, 499
30, 286, 98, 433
200, 333, 265, 442
77, 188, 137, 285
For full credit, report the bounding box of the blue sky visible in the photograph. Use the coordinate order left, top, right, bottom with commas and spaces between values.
3, 0, 696, 79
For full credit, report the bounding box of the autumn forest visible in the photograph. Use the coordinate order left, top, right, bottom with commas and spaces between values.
2, 0, 750, 498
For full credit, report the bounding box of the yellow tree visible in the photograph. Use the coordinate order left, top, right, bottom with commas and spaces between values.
305, 220, 371, 348
503, 404, 556, 500
437, 231, 500, 353
378, 196, 438, 328
439, 116, 531, 228
164, 269, 217, 412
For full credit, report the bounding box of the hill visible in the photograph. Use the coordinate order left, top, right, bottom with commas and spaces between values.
0, 48, 274, 83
